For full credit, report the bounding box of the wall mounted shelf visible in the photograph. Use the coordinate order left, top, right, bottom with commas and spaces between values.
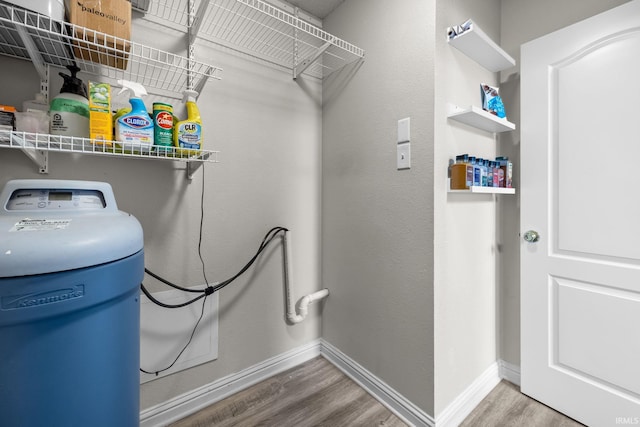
448, 186, 516, 195
0, 131, 218, 179
136, 0, 365, 80
447, 105, 516, 133
447, 20, 515, 72
0, 2, 223, 99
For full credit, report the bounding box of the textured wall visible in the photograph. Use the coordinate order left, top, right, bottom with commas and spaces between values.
322, 0, 436, 415
433, 0, 502, 416
0, 13, 323, 411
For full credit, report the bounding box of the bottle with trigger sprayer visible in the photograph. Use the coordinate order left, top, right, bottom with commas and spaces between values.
115, 79, 153, 153
174, 90, 203, 157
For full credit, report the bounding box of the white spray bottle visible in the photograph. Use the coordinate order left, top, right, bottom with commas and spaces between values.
115, 80, 153, 153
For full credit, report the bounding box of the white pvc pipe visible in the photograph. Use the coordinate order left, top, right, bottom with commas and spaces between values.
282, 231, 329, 324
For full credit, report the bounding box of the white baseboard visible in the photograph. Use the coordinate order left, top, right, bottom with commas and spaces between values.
140, 339, 521, 427
498, 359, 521, 387
435, 362, 501, 427
319, 339, 435, 427
139, 339, 322, 427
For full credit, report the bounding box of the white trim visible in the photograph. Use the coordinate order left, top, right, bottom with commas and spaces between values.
139, 339, 322, 427
319, 339, 435, 427
139, 340, 519, 427
435, 362, 501, 427
498, 359, 521, 387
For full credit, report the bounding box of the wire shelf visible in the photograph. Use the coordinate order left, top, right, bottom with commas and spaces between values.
0, 130, 218, 177
0, 2, 222, 98
136, 0, 365, 79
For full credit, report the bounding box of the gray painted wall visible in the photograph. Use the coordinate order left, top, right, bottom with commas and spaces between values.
0, 15, 324, 411
322, 0, 436, 415
1, 0, 633, 421
433, 0, 502, 416
497, 0, 631, 367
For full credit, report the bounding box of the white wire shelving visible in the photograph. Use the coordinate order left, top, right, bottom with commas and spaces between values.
0, 130, 218, 179
0, 2, 222, 98
135, 0, 365, 80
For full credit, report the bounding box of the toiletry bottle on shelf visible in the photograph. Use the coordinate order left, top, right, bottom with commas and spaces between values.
469, 156, 481, 187
497, 156, 513, 188
450, 154, 472, 190
477, 158, 486, 186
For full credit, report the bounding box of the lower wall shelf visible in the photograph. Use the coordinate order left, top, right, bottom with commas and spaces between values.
0, 130, 218, 179
447, 105, 516, 133
449, 185, 516, 195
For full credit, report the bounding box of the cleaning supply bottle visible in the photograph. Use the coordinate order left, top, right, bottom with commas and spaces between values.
23, 93, 48, 113
115, 80, 153, 153
49, 64, 89, 138
174, 90, 202, 156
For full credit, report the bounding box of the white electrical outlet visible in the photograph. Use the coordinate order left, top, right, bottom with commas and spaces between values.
397, 142, 411, 170
398, 117, 410, 143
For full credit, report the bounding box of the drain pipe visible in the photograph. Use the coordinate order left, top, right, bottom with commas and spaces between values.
282, 230, 329, 324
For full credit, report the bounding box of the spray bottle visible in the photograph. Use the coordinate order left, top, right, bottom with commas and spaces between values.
174, 90, 202, 156
50, 64, 89, 138
115, 79, 153, 153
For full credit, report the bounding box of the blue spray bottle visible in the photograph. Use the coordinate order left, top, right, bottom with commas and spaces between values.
115, 80, 154, 153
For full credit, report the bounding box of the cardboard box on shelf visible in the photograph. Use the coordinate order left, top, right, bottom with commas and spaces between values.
65, 0, 132, 70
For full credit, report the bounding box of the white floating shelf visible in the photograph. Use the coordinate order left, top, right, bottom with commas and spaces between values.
447, 178, 516, 194
447, 20, 515, 72
447, 105, 516, 133
449, 186, 516, 195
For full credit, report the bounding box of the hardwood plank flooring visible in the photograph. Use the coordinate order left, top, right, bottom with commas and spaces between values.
460, 380, 584, 427
170, 357, 584, 427
170, 356, 408, 427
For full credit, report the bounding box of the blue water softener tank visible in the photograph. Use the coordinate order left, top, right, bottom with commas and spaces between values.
0, 179, 143, 427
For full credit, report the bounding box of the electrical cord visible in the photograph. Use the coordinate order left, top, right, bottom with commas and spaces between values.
141, 226, 288, 307
140, 160, 290, 375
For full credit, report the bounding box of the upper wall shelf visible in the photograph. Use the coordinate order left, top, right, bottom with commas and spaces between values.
0, 130, 217, 179
448, 105, 516, 133
136, 0, 365, 80
447, 20, 515, 72
0, 2, 222, 98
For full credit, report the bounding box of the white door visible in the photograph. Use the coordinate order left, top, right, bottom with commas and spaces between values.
521, 1, 640, 426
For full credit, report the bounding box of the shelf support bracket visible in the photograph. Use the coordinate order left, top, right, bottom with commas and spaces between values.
186, 152, 212, 180
24, 149, 49, 174
189, 0, 210, 46
11, 133, 48, 173
293, 37, 334, 80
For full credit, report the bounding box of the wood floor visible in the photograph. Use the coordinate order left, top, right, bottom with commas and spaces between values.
170, 356, 407, 427
461, 380, 584, 427
170, 356, 584, 427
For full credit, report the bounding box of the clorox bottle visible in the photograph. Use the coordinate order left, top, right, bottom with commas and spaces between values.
115, 80, 153, 153
174, 90, 202, 157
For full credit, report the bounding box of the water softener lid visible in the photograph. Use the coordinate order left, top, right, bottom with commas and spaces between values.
0, 180, 144, 278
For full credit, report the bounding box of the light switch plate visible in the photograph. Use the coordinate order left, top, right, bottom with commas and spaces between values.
398, 117, 410, 143
397, 142, 410, 170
